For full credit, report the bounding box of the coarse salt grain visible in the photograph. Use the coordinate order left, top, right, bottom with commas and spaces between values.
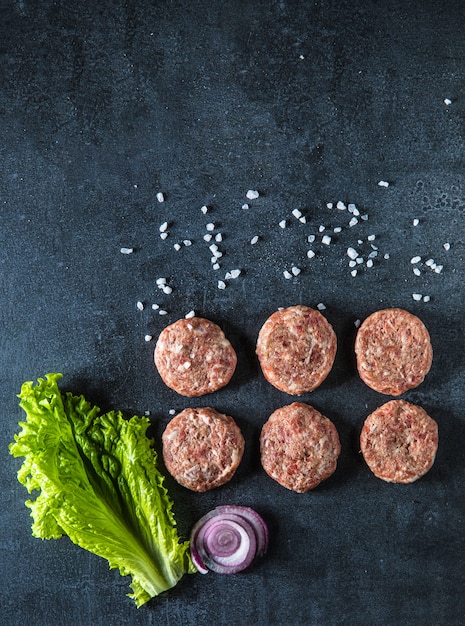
209, 244, 218, 253
354, 319, 361, 328
308, 234, 315, 243
317, 302, 326, 310
185, 310, 195, 318
279, 219, 287, 229
203, 234, 212, 242
425, 258, 434, 266
120, 247, 134, 254
218, 280, 226, 289
444, 242, 451, 251
152, 303, 159, 310
413, 219, 419, 226
156, 277, 167, 285
333, 227, 342, 233
156, 192, 164, 202
307, 249, 315, 258
215, 233, 223, 242
423, 295, 431, 302
159, 222, 168, 232
349, 260, 357, 268
173, 243, 181, 251
384, 253, 390, 259
356, 257, 363, 264
283, 270, 292, 279
250, 235, 259, 244
336, 201, 346, 210
322, 235, 331, 245
368, 250, 378, 259
169, 409, 176, 415
347, 247, 358, 260
212, 263, 220, 270
444, 98, 452, 105
160, 232, 168, 240
412, 294, 422, 301
206, 223, 215, 231
291, 266, 301, 276
378, 180, 390, 187
246, 190, 259, 200
434, 265, 443, 273
360, 214, 369, 221
326, 202, 333, 209
163, 286, 173, 295
367, 234, 376, 241
183, 239, 192, 246
410, 256, 421, 264
230, 269, 241, 279
201, 205, 208, 214
144, 334, 152, 342
136, 301, 144, 311
242, 203, 249, 210
159, 309, 168, 315
319, 225, 325, 232
299, 216, 306, 223
413, 267, 421, 276
292, 209, 302, 219
366, 259, 374, 268
349, 217, 358, 227
351, 269, 357, 277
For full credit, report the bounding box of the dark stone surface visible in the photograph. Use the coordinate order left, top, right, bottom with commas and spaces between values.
2, 1, 465, 624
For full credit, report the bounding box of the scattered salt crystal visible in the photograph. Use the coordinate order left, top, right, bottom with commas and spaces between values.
185, 310, 195, 318
425, 258, 434, 266
183, 239, 192, 246
434, 264, 443, 273
212, 263, 220, 270
144, 334, 152, 342
163, 286, 173, 294
291, 266, 301, 276
292, 209, 302, 219
209, 243, 218, 253
307, 249, 315, 258
360, 214, 369, 221
358, 240, 363, 245
307, 234, 315, 243
156, 277, 167, 285
351, 269, 357, 277
348, 203, 357, 213
169, 409, 176, 415
173, 243, 181, 251
242, 204, 249, 210
322, 235, 331, 245
136, 301, 144, 311
412, 293, 422, 301
283, 270, 292, 279
160, 232, 168, 240
413, 267, 421, 276
356, 257, 363, 264
159, 221, 168, 232
201, 205, 208, 214
326, 202, 333, 209
299, 216, 306, 224
230, 269, 241, 279
347, 247, 358, 260
378, 180, 390, 187
370, 244, 378, 251
120, 247, 134, 254
367, 234, 376, 241
444, 98, 452, 105
423, 295, 431, 302
203, 234, 212, 242
354, 319, 361, 328
333, 227, 342, 233
156, 192, 165, 202
279, 219, 287, 229
349, 260, 357, 268
349, 217, 358, 227
336, 201, 346, 210
213, 250, 223, 258
159, 309, 168, 315
413, 219, 419, 226
366, 259, 374, 268
152, 303, 159, 310
218, 280, 226, 289
319, 225, 325, 232
443, 242, 451, 251
317, 303, 326, 310
215, 233, 223, 242
246, 190, 259, 200
224, 271, 232, 279
211, 256, 218, 264
410, 256, 421, 264
250, 235, 259, 244
144, 410, 151, 416
368, 250, 378, 259
384, 253, 390, 259
206, 223, 215, 231
183, 361, 191, 369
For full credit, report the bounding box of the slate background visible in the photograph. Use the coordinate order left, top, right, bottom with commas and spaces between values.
2, 1, 465, 624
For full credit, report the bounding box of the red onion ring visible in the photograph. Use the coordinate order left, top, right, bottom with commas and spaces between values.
190, 505, 268, 574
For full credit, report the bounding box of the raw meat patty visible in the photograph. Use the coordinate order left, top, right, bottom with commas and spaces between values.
162, 407, 245, 492
360, 400, 438, 483
154, 317, 237, 397
260, 402, 341, 492
256, 306, 337, 395
355, 308, 432, 395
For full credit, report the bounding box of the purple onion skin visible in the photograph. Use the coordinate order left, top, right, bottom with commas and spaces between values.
190, 505, 268, 575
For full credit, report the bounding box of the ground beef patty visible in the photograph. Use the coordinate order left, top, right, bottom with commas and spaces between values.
154, 317, 237, 397
360, 400, 438, 483
355, 308, 432, 395
256, 306, 337, 395
162, 407, 245, 492
260, 402, 341, 492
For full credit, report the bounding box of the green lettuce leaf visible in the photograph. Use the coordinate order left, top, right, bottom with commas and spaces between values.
9, 373, 196, 607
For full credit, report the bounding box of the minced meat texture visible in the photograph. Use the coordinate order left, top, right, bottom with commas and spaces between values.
162, 407, 245, 492
360, 400, 438, 483
260, 402, 341, 492
154, 317, 237, 397
355, 308, 432, 395
256, 306, 337, 395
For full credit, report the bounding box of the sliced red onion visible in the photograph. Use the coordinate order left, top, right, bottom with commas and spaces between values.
190, 505, 268, 575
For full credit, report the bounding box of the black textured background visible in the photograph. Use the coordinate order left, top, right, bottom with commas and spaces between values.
2, 1, 465, 625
